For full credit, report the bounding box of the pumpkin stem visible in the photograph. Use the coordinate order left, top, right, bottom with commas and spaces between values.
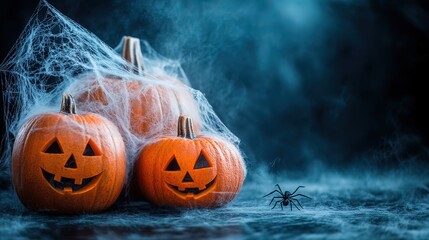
60, 94, 77, 114
122, 36, 144, 75
177, 116, 196, 139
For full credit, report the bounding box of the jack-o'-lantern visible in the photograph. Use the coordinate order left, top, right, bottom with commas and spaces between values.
12, 94, 126, 214
70, 36, 201, 139
136, 116, 245, 208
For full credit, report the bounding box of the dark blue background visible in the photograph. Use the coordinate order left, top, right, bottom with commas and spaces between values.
1, 0, 429, 176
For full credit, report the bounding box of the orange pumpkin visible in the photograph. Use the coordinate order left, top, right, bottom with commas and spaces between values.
71, 36, 201, 139
12, 94, 126, 214
136, 116, 245, 208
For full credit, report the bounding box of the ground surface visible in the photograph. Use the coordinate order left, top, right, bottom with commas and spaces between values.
1, 176, 428, 239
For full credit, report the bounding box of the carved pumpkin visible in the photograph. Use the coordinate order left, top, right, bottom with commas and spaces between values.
71, 36, 201, 139
136, 116, 245, 208
12, 94, 126, 214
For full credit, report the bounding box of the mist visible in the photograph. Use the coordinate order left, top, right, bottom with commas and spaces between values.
31, 0, 429, 176
1, 0, 429, 179
1, 1, 429, 239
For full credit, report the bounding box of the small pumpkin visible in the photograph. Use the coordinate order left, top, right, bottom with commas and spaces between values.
12, 94, 126, 214
136, 116, 245, 208
71, 36, 201, 139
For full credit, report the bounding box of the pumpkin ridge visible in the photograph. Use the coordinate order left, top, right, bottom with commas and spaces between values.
101, 114, 123, 209
226, 141, 243, 193
13, 116, 40, 195
153, 87, 165, 135
171, 86, 184, 125
207, 137, 242, 202
202, 138, 224, 205
86, 114, 101, 210
158, 139, 173, 203
53, 114, 63, 168
70, 111, 100, 209
97, 113, 121, 209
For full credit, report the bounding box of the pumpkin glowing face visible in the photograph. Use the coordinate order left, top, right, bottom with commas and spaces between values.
12, 94, 126, 214
136, 116, 245, 208
163, 150, 217, 198
40, 137, 103, 195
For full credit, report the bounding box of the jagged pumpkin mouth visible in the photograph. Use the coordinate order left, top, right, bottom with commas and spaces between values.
167, 177, 217, 197
41, 168, 102, 193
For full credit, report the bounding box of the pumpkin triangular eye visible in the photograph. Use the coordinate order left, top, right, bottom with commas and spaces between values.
166, 156, 181, 171
83, 143, 95, 156
194, 152, 211, 169
45, 139, 63, 154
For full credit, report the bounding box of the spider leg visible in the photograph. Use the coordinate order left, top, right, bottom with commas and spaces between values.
291, 194, 312, 199
291, 186, 305, 195
263, 190, 283, 198
269, 196, 283, 205
290, 202, 292, 211
276, 184, 283, 194
290, 200, 301, 211
291, 198, 304, 209
272, 200, 281, 209
280, 203, 283, 210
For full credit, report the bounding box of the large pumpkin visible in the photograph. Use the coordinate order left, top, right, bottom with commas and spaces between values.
136, 116, 245, 208
70, 36, 201, 139
12, 94, 126, 214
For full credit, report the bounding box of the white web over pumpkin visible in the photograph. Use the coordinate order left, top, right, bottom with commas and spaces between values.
0, 0, 244, 194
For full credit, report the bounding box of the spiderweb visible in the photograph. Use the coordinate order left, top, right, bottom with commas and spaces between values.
0, 0, 244, 193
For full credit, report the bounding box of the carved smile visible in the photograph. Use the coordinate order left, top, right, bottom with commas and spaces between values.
41, 168, 101, 193
168, 177, 216, 196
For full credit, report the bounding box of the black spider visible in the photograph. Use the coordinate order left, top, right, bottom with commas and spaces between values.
263, 184, 311, 211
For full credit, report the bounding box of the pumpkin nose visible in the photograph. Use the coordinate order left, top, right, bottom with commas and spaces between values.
64, 154, 77, 169
182, 171, 194, 182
